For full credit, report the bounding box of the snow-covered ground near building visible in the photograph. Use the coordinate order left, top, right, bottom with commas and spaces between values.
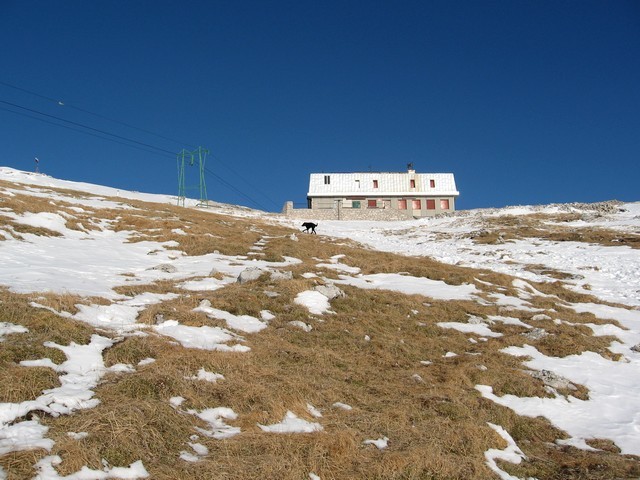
1, 167, 639, 479
309, 203, 640, 307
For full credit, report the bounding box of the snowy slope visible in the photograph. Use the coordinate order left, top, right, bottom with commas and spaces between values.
1, 167, 639, 479
306, 203, 640, 307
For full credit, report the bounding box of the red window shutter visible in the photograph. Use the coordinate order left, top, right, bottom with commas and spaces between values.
430, 179, 435, 188
426, 199, 436, 210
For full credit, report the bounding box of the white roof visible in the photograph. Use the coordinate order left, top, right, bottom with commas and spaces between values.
307, 172, 459, 197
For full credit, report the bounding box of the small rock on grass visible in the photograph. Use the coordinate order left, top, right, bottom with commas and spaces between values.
313, 284, 345, 300
528, 369, 576, 391
237, 267, 264, 283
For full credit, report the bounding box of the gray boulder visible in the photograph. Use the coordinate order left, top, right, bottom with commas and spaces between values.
313, 284, 345, 300
529, 369, 576, 391
148, 264, 177, 273
270, 270, 293, 281
522, 328, 549, 341
237, 267, 265, 284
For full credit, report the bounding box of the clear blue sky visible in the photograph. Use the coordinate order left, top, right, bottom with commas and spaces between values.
1, 0, 638, 211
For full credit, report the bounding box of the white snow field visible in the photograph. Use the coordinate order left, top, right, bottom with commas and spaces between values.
1, 167, 639, 479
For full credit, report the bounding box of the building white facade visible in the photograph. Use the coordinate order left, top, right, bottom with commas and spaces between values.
302, 168, 460, 219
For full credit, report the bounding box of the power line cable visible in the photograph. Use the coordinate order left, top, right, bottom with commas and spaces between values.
0, 92, 273, 210
211, 154, 281, 210
0, 80, 196, 149
0, 99, 177, 156
0, 105, 175, 159
203, 165, 267, 210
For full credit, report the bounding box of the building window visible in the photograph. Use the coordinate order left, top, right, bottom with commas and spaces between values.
410, 179, 416, 188
426, 199, 436, 210
368, 199, 377, 209
352, 200, 361, 209
440, 199, 450, 210
430, 179, 435, 188
412, 199, 421, 210
398, 199, 407, 210
373, 180, 378, 189
324, 175, 330, 185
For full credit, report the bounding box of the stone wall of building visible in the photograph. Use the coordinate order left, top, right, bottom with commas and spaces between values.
282, 201, 415, 221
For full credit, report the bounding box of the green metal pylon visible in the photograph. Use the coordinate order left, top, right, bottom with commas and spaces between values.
177, 147, 209, 207
176, 149, 192, 207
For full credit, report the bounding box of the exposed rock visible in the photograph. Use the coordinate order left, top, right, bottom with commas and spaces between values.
270, 270, 293, 281
260, 310, 275, 322
528, 369, 576, 391
467, 315, 486, 325
521, 328, 549, 341
531, 313, 552, 321
290, 233, 299, 242
630, 344, 640, 353
148, 263, 177, 273
576, 200, 623, 215
289, 321, 312, 332
468, 229, 489, 238
263, 291, 280, 298
313, 284, 345, 300
237, 267, 265, 284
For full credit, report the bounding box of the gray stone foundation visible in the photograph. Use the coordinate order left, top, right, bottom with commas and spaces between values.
282, 201, 416, 221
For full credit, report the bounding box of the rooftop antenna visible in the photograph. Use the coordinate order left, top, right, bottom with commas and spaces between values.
34, 157, 40, 173
177, 146, 209, 207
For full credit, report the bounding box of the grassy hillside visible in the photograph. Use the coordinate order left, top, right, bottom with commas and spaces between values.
1, 179, 639, 479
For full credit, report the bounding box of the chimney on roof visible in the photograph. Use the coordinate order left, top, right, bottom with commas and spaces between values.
407, 162, 415, 173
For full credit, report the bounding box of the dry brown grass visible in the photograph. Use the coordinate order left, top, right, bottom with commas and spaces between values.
0, 365, 60, 403
31, 292, 111, 315
1, 185, 639, 479
2, 221, 63, 238
0, 184, 110, 237
107, 200, 274, 257
469, 213, 640, 249
0, 291, 96, 366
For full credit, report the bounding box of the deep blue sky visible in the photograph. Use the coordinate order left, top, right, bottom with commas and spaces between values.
1, 1, 638, 211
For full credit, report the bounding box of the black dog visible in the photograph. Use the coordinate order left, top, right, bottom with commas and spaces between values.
301, 222, 318, 234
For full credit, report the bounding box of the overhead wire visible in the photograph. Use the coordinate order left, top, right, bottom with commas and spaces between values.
0, 89, 272, 210
0, 99, 177, 156
0, 80, 195, 149
211, 154, 281, 210
0, 105, 175, 159
203, 165, 266, 210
